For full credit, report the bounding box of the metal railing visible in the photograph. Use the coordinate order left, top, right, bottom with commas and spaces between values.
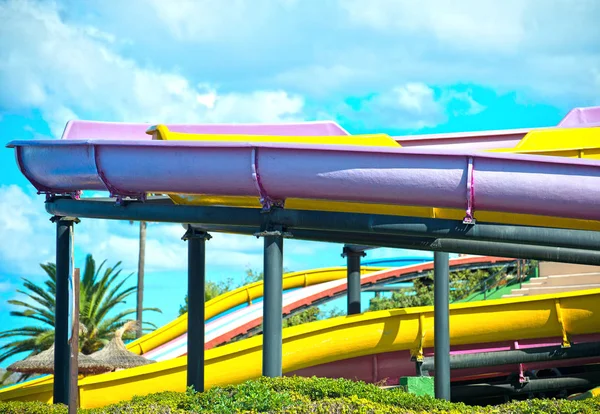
456, 260, 535, 302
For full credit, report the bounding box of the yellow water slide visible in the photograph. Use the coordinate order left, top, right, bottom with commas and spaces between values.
0, 266, 384, 392
3, 287, 599, 408
153, 126, 600, 232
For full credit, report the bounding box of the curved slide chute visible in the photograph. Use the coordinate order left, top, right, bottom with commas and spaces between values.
3, 284, 600, 408
0, 256, 507, 393
159, 125, 600, 232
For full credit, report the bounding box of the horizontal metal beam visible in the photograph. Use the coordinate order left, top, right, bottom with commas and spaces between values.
452, 372, 600, 400
422, 342, 600, 372
289, 231, 600, 265
46, 197, 600, 253
344, 244, 380, 253
192, 225, 600, 266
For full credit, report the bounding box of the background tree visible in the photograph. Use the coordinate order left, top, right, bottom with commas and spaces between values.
129, 220, 147, 339
0, 254, 161, 383
283, 306, 344, 328
178, 278, 236, 316
367, 263, 529, 311
179, 267, 344, 329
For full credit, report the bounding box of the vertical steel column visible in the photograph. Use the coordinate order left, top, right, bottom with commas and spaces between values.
52, 217, 76, 405
342, 247, 366, 315
183, 225, 211, 392
434, 251, 451, 400
263, 233, 284, 377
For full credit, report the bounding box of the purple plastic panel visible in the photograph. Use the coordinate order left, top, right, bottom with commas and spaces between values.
395, 128, 531, 149
8, 139, 600, 222
558, 106, 600, 128
396, 105, 600, 149
60, 120, 349, 140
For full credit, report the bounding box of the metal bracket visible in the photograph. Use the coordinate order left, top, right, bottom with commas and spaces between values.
251, 147, 285, 212
463, 156, 476, 225
555, 299, 571, 348
181, 225, 212, 241
341, 246, 367, 258
254, 208, 293, 238
114, 193, 147, 207
50, 215, 81, 224
512, 340, 529, 384
44, 191, 82, 202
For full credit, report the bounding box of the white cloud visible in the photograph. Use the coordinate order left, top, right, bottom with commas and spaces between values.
339, 0, 527, 53
0, 0, 305, 137
144, 0, 266, 42
274, 65, 369, 97
0, 185, 267, 278
346, 82, 486, 130
0, 185, 346, 284
0, 185, 55, 276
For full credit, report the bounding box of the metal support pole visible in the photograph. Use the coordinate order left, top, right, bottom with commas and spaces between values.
434, 251, 451, 400
52, 217, 77, 405
263, 231, 284, 377
183, 225, 211, 392
342, 247, 366, 315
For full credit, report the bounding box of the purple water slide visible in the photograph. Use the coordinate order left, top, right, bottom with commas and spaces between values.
395, 105, 600, 149
60, 120, 349, 140
558, 106, 600, 128
7, 138, 600, 222
58, 105, 600, 150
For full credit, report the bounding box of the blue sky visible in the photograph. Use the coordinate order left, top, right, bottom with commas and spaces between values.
0, 0, 599, 367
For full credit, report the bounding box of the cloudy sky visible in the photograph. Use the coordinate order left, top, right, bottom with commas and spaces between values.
0, 0, 599, 367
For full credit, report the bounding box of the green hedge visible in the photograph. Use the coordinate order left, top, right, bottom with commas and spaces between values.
2, 376, 600, 413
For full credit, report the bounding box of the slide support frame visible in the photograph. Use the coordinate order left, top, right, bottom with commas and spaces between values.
183, 225, 211, 392
434, 251, 451, 401
262, 226, 284, 377
52, 216, 78, 406
342, 246, 366, 315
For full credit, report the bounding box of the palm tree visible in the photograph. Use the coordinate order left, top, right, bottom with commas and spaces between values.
136, 221, 146, 339
0, 254, 161, 376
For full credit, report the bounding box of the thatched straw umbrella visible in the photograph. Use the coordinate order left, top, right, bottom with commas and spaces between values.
90, 320, 155, 370
7, 344, 114, 375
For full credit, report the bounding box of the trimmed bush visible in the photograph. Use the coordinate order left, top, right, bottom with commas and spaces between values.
0, 401, 68, 414
2, 376, 600, 413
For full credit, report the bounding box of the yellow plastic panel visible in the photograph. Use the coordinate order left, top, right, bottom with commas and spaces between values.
490, 127, 600, 157
4, 288, 600, 408
0, 266, 385, 392
511, 127, 600, 153
148, 124, 401, 147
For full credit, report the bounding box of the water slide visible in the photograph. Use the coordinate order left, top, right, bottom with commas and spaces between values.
0, 256, 508, 391
3, 106, 600, 407
4, 281, 600, 408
